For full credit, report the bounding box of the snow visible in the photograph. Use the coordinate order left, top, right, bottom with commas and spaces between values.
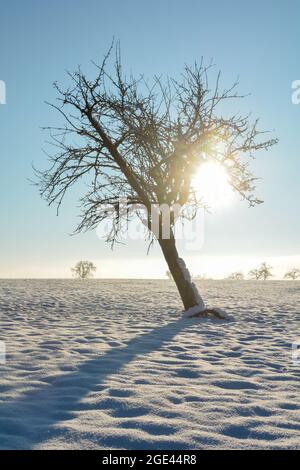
0, 279, 299, 450
182, 304, 206, 318
207, 307, 230, 320
177, 258, 205, 312
182, 306, 230, 319
178, 258, 193, 283
191, 283, 205, 310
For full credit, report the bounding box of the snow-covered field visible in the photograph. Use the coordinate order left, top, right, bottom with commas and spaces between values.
0, 279, 299, 449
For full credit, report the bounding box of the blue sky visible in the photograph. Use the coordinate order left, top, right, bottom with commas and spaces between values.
0, 0, 300, 278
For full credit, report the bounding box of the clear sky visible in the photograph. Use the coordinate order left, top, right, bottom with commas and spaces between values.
0, 0, 300, 278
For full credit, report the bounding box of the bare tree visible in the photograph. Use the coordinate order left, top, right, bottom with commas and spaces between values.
284, 268, 300, 280
166, 270, 172, 280
259, 262, 273, 281
228, 271, 244, 280
248, 268, 261, 280
249, 268, 260, 281
249, 263, 273, 281
72, 261, 96, 279
36, 44, 277, 315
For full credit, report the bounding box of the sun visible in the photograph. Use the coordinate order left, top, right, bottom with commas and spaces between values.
191, 161, 233, 208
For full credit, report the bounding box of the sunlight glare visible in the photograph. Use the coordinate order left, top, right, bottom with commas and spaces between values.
192, 161, 233, 208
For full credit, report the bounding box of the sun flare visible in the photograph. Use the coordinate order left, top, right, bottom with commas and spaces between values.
192, 161, 233, 208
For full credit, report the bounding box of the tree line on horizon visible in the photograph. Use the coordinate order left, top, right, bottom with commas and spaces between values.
167, 263, 300, 281
227, 263, 300, 280
73, 261, 300, 281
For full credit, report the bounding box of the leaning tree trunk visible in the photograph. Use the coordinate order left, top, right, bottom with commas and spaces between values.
159, 236, 205, 313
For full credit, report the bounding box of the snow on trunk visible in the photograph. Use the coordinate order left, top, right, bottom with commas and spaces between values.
182, 306, 230, 319
178, 258, 230, 320
177, 258, 205, 314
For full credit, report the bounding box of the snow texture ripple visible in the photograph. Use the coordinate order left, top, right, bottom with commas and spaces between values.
0, 279, 299, 449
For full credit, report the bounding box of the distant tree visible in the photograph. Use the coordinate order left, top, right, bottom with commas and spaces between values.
248, 268, 261, 280
259, 262, 273, 281
166, 270, 173, 280
36, 44, 277, 315
72, 261, 96, 279
249, 262, 273, 280
284, 268, 300, 280
228, 271, 244, 280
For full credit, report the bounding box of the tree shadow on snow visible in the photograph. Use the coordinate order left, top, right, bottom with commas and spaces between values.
0, 318, 195, 449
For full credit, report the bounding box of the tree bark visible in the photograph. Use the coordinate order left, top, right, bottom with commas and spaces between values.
159, 237, 205, 312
